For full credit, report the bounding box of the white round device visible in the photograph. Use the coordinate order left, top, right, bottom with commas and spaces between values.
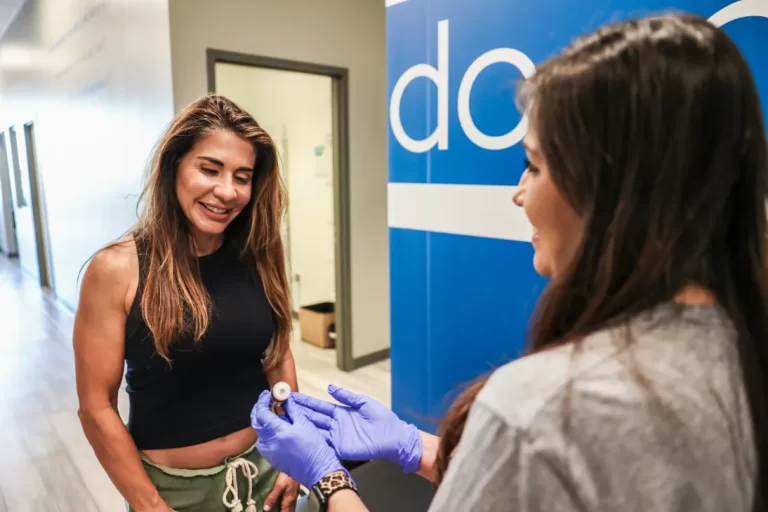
271, 381, 292, 403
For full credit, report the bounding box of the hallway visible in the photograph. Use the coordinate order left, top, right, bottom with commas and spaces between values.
0, 256, 99, 511
0, 255, 390, 511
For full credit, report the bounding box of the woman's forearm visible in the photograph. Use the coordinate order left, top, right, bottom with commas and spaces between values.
79, 406, 168, 511
417, 431, 441, 483
266, 348, 298, 391
329, 489, 369, 512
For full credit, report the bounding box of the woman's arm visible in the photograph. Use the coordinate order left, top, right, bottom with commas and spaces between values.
328, 490, 369, 512
265, 346, 298, 391
417, 432, 440, 483
74, 246, 173, 512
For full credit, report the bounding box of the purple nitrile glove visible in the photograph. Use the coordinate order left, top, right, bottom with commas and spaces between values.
292, 385, 423, 474
250, 390, 347, 489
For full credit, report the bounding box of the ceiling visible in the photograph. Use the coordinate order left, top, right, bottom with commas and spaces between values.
0, 0, 25, 40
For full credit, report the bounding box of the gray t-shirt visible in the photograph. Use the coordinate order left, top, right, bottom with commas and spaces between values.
430, 303, 756, 511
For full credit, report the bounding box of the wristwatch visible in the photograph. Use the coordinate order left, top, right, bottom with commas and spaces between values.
308, 470, 359, 512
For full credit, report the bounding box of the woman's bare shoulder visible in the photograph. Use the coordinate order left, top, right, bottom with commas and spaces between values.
80, 236, 139, 306
87, 236, 136, 276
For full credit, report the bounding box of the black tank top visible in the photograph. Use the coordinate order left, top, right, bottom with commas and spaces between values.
124, 237, 273, 450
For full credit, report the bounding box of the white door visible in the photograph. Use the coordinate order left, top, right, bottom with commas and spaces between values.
7, 126, 39, 280
0, 134, 18, 256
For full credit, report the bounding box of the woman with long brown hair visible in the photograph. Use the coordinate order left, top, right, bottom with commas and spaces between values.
74, 94, 306, 512
249, 13, 767, 512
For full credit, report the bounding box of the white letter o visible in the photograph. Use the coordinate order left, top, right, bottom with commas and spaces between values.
457, 48, 536, 151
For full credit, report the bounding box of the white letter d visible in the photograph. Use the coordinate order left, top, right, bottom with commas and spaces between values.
390, 20, 449, 153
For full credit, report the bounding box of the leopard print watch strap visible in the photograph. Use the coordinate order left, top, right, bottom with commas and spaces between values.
312, 470, 359, 508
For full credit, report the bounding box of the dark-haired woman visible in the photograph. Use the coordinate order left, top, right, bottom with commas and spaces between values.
249, 13, 766, 512
74, 94, 307, 512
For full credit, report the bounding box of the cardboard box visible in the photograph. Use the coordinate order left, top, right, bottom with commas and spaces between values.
299, 302, 335, 348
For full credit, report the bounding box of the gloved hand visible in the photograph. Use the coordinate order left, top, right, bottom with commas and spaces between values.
292, 385, 423, 474
250, 390, 347, 489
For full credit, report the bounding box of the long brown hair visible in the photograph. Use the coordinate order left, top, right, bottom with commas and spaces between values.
128, 93, 291, 369
436, 14, 768, 509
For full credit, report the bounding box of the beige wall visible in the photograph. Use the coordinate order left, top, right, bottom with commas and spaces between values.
0, 0, 175, 309
168, 0, 390, 360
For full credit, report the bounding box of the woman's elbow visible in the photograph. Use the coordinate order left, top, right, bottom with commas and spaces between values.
77, 404, 99, 428
77, 397, 117, 429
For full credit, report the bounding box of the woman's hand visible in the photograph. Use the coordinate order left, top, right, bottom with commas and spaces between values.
251, 391, 347, 489
292, 385, 423, 473
263, 473, 300, 512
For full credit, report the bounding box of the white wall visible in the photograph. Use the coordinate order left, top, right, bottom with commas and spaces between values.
216, 63, 336, 311
169, 0, 390, 360
0, 0, 175, 308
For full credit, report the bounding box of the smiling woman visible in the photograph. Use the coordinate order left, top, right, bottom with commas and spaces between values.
249, 13, 768, 512
73, 94, 307, 512
175, 130, 256, 252
517, 134, 582, 278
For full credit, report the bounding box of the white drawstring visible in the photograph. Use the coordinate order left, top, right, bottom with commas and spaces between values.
222, 456, 260, 512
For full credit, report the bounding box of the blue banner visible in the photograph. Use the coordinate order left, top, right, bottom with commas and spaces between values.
387, 0, 768, 432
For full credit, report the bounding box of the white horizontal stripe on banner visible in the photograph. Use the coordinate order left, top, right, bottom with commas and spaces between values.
388, 182, 533, 242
